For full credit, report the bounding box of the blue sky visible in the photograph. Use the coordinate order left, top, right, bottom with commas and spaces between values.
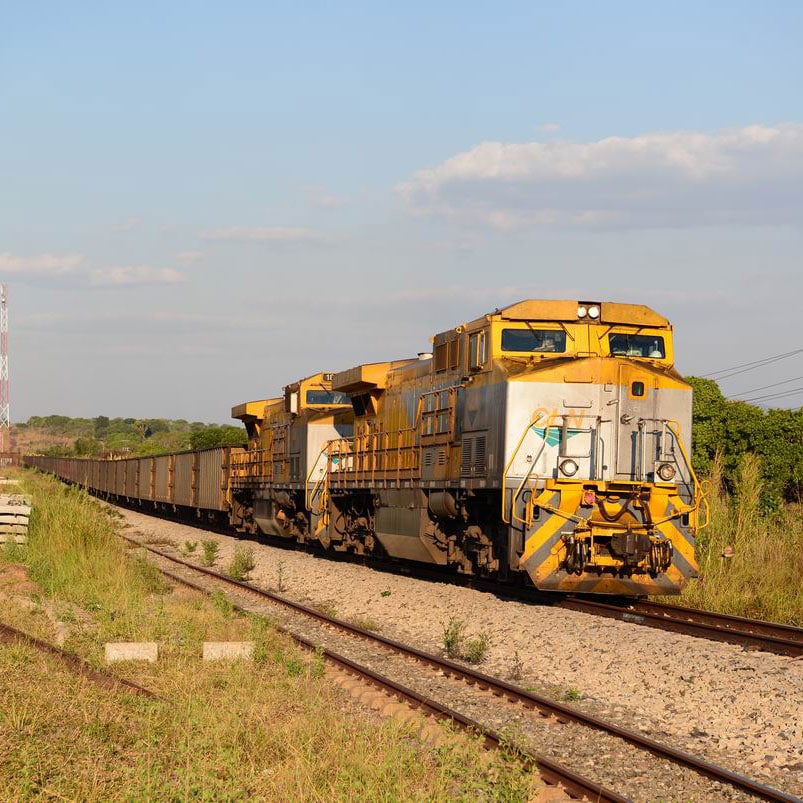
2, 1, 802, 421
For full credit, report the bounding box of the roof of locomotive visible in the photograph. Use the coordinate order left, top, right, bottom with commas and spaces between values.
231, 397, 282, 422
463, 299, 671, 329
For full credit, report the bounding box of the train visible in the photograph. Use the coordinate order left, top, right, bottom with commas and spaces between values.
25, 298, 708, 597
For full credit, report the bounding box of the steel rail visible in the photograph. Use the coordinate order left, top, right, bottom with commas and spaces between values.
0, 620, 160, 699
150, 559, 623, 802
122, 535, 799, 803
556, 598, 803, 658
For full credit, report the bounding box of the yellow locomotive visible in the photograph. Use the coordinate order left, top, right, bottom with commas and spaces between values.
230, 299, 707, 596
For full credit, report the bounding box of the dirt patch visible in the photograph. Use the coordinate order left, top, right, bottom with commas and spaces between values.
0, 562, 41, 597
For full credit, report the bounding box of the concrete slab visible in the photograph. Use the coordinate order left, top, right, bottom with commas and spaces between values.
0, 532, 26, 544
105, 642, 159, 663
202, 641, 255, 661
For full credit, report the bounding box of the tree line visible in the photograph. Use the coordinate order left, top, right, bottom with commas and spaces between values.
18, 415, 246, 456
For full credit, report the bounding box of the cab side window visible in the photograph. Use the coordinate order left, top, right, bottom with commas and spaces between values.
469, 330, 487, 371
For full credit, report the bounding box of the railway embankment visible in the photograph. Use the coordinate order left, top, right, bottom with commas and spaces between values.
0, 471, 541, 801
112, 500, 803, 800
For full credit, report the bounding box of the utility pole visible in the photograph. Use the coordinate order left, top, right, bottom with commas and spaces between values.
0, 285, 9, 458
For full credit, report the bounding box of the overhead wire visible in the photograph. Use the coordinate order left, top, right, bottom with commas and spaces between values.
701, 348, 803, 381
736, 387, 803, 405
727, 375, 803, 400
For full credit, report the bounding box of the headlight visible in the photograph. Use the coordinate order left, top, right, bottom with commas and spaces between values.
657, 463, 676, 482
577, 305, 587, 318
587, 305, 600, 319
559, 459, 579, 477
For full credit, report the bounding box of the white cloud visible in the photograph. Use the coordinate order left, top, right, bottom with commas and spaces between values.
114, 216, 142, 232
306, 187, 348, 209
199, 226, 327, 244
177, 250, 204, 264
0, 253, 83, 275
397, 123, 803, 229
536, 123, 561, 134
90, 266, 186, 286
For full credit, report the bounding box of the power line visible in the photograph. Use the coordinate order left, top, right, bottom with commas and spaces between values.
728, 375, 803, 400
737, 386, 803, 405
702, 348, 803, 381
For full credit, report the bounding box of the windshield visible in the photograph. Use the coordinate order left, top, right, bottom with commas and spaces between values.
305, 390, 351, 405
609, 333, 665, 358
502, 328, 567, 353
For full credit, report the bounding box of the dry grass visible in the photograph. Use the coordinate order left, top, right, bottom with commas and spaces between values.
0, 470, 540, 800
667, 453, 803, 625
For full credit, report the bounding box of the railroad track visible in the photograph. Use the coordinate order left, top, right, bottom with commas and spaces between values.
0, 620, 159, 699
120, 533, 798, 803
554, 598, 803, 658
94, 493, 803, 658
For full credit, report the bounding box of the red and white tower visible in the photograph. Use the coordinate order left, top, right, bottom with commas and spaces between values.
0, 285, 9, 455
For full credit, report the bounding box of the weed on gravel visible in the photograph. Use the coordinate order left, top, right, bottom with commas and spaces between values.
201, 539, 219, 566
442, 617, 492, 664
225, 545, 256, 581
349, 615, 382, 632
311, 599, 339, 618
274, 558, 287, 592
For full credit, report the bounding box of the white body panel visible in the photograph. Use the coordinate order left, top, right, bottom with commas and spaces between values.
505, 379, 693, 489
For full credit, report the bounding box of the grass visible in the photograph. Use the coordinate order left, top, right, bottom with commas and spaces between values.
9, 471, 165, 642
1, 469, 540, 800
664, 453, 803, 625
311, 599, 339, 618
349, 615, 383, 633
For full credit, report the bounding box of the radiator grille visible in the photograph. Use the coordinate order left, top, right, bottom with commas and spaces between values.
461, 434, 487, 476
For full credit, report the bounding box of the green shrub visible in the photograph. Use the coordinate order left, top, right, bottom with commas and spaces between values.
226, 545, 256, 581
201, 540, 219, 567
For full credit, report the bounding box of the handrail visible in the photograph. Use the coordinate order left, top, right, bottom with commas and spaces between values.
636, 418, 710, 531
501, 413, 556, 525
305, 441, 330, 511
663, 419, 710, 531
510, 421, 561, 528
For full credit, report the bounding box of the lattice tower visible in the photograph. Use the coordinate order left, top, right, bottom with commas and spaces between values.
0, 285, 9, 454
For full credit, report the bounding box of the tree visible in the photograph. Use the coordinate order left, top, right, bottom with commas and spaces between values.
189, 426, 247, 450
93, 415, 110, 439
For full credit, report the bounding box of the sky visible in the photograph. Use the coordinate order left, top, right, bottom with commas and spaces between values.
2, 1, 802, 423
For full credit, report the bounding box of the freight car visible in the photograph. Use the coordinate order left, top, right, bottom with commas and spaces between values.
25, 298, 708, 597
25, 447, 241, 524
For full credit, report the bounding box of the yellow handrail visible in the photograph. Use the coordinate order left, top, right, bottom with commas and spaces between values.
501, 413, 561, 525
305, 441, 330, 511
664, 419, 710, 531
